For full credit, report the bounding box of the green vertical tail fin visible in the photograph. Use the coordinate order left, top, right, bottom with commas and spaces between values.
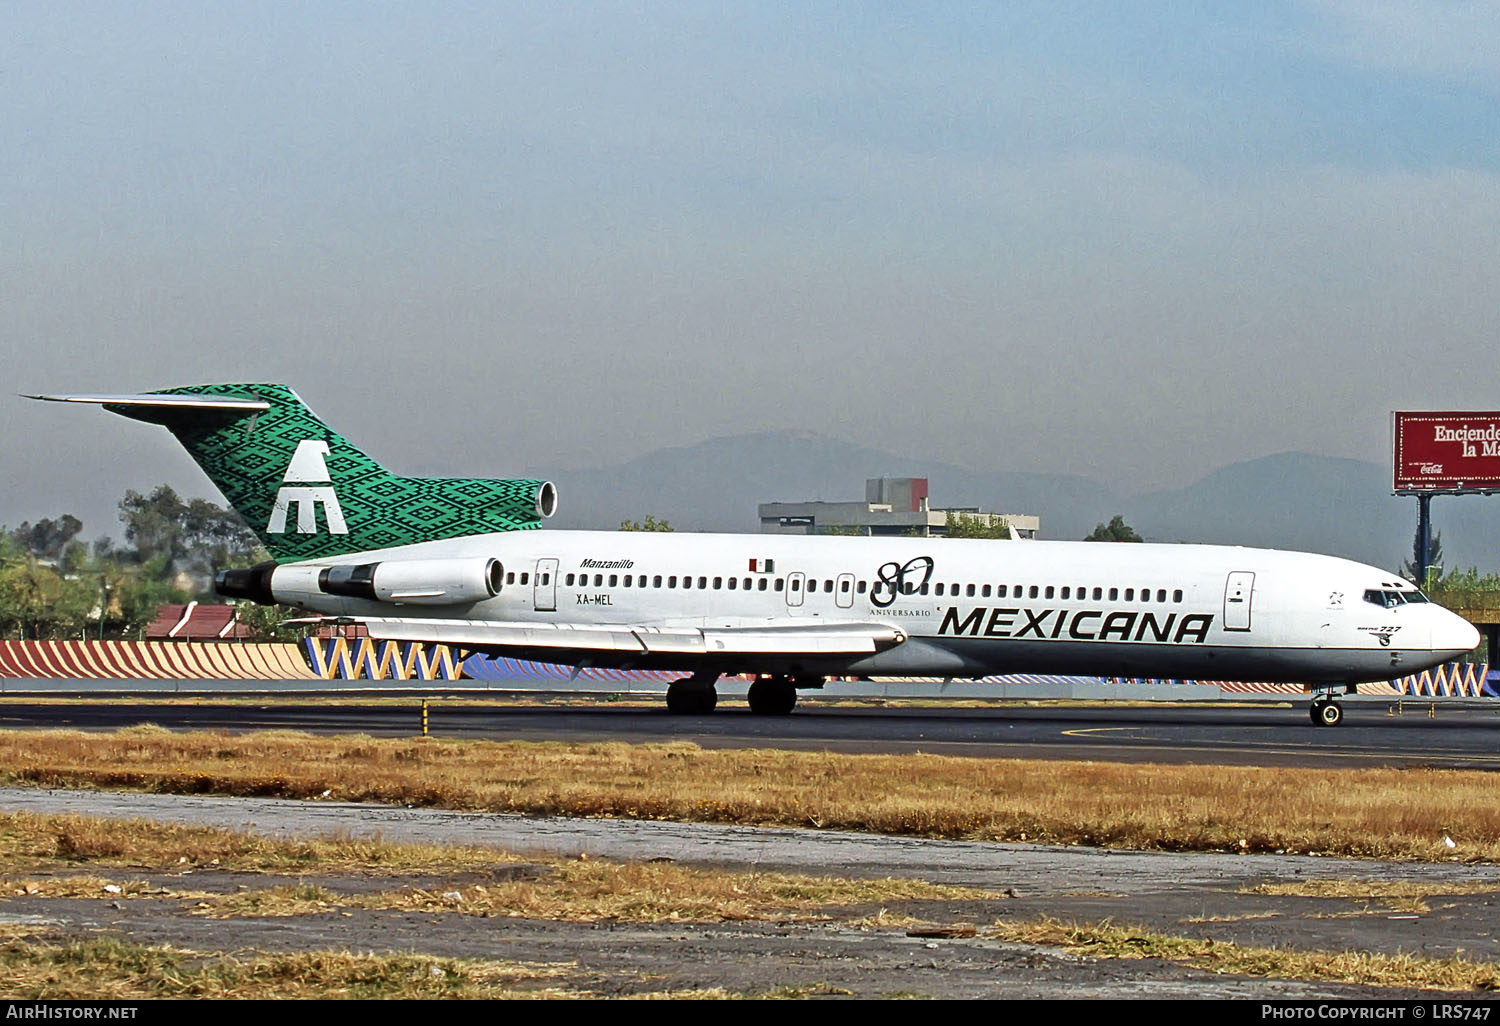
73, 383, 554, 562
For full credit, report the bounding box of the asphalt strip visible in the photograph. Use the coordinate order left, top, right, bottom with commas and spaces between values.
0, 786, 1495, 896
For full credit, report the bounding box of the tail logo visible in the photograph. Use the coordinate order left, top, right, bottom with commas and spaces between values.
267, 440, 348, 535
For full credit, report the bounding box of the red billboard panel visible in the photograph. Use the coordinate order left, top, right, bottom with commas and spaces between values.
1393, 411, 1500, 493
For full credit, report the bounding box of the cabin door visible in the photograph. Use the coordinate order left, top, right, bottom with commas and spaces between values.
835, 573, 855, 609
786, 572, 805, 608
1223, 571, 1254, 631
534, 558, 558, 612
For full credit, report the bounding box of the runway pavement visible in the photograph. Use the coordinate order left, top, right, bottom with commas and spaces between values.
0, 695, 1497, 768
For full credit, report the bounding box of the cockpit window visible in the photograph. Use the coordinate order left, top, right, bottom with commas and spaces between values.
1364, 589, 1423, 608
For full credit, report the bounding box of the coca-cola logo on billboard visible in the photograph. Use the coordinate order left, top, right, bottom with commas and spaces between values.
1394, 412, 1500, 493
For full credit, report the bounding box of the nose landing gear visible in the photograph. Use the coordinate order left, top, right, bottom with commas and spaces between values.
1309, 685, 1355, 727
1310, 696, 1344, 727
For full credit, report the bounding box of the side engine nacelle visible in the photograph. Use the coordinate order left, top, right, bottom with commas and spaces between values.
216, 557, 503, 607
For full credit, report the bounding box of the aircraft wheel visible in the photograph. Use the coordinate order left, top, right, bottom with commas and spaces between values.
1310, 698, 1343, 727
747, 677, 797, 716
667, 680, 717, 715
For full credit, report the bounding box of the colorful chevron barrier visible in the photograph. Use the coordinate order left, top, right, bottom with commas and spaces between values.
302, 638, 467, 681
0, 640, 315, 680
1394, 662, 1496, 698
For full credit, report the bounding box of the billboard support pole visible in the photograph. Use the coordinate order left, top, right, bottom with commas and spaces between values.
1417, 493, 1432, 589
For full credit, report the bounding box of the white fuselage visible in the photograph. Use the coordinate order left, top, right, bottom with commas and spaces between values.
276, 531, 1480, 684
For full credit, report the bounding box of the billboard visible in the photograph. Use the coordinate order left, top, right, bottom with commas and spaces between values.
1393, 411, 1500, 493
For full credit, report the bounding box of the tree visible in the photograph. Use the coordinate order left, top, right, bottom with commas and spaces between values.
619, 516, 673, 532
234, 600, 302, 640
943, 511, 1011, 539
10, 515, 84, 560
118, 485, 263, 579
1084, 515, 1143, 542
1402, 527, 1444, 588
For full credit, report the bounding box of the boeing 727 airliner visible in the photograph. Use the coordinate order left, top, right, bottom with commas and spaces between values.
31, 384, 1479, 726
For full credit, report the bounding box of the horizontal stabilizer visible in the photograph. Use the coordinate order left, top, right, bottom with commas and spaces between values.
25, 393, 271, 412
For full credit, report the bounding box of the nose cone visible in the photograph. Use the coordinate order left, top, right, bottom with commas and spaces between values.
1433, 611, 1481, 655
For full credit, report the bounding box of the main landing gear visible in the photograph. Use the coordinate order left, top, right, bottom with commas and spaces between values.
1309, 685, 1354, 727
747, 675, 798, 716
664, 673, 826, 715
666, 672, 719, 715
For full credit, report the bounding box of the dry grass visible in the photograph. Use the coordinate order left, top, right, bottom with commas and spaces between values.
1244, 879, 1500, 915
0, 727, 1497, 861
0, 938, 601, 999
0, 876, 200, 900
0, 809, 998, 924
0, 808, 525, 876
991, 918, 1500, 991
1247, 879, 1500, 900
193, 862, 999, 922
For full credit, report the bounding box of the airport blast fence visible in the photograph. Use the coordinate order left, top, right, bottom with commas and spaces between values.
0, 640, 314, 680
0, 640, 1492, 698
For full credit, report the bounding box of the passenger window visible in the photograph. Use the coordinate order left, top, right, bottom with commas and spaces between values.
668, 575, 678, 588
607, 575, 616, 587
521, 573, 529, 585
997, 585, 1007, 598
823, 580, 833, 593
982, 584, 991, 598
775, 579, 784, 591
1124, 588, 1134, 601
966, 584, 975, 597
1093, 587, 1102, 600
623, 574, 632, 587
1044, 586, 1054, 599
1061, 587, 1070, 600
1029, 586, 1039, 599
1157, 589, 1166, 602
1109, 588, 1118, 601
654, 575, 663, 588
934, 583, 943, 596
543, 574, 550, 585
565, 574, 574, 586
759, 579, 769, 591
857, 581, 867, 594
697, 576, 707, 589
840, 579, 850, 593
506, 572, 515, 585
713, 577, 723, 589
1173, 589, 1182, 602
728, 577, 737, 590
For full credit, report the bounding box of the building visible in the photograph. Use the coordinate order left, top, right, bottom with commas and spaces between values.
758, 477, 1040, 538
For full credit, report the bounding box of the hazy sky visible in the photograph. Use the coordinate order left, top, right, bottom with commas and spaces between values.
4, 2, 1499, 538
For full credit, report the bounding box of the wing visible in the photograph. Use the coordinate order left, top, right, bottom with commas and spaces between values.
295, 616, 906, 662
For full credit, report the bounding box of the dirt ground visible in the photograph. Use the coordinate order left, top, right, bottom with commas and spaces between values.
1, 787, 1496, 999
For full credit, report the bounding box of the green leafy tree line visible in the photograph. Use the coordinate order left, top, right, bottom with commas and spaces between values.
1, 485, 281, 641
1084, 515, 1143, 542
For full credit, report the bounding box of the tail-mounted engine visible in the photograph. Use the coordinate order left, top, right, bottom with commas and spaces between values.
216, 557, 503, 607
